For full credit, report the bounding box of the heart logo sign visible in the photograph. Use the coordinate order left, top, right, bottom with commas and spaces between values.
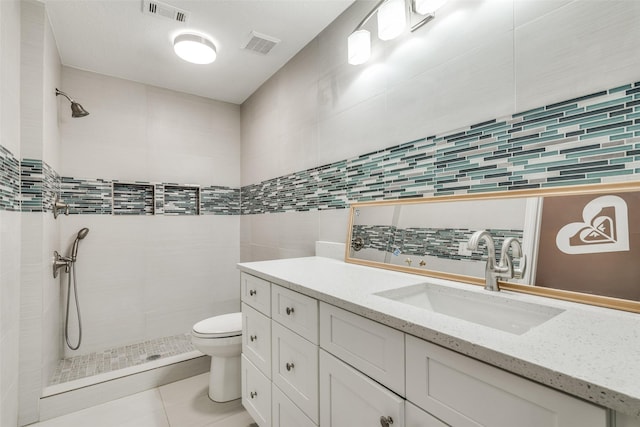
555, 195, 629, 255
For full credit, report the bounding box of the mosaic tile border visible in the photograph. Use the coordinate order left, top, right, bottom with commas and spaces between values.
6, 80, 640, 216
20, 159, 61, 213
0, 145, 20, 211
241, 80, 640, 214
113, 182, 154, 215
56, 178, 239, 216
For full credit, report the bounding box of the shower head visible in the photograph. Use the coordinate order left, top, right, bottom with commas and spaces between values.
71, 228, 90, 261
56, 88, 90, 118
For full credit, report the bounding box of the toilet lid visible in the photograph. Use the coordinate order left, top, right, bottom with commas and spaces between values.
193, 312, 242, 338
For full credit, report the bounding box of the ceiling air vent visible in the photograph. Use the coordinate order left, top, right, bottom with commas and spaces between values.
241, 31, 280, 55
142, 0, 189, 23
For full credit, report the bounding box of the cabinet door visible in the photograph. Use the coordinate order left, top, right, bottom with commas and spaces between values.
272, 321, 319, 424
406, 336, 607, 427
242, 303, 271, 378
320, 349, 404, 427
319, 302, 405, 396
242, 355, 271, 427
272, 285, 319, 344
272, 384, 317, 427
406, 402, 449, 427
241, 272, 271, 315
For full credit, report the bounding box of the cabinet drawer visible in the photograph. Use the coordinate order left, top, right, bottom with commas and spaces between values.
319, 302, 405, 396
406, 336, 607, 427
406, 402, 449, 427
319, 349, 405, 427
241, 272, 271, 316
272, 285, 318, 344
242, 355, 271, 427
272, 384, 317, 427
242, 303, 271, 378
272, 321, 319, 424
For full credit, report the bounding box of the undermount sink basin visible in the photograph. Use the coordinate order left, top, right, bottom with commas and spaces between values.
374, 283, 565, 335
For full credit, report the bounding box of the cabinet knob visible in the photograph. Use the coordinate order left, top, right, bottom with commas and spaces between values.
286, 362, 295, 371
250, 391, 257, 399
250, 335, 257, 342
380, 416, 393, 427
249, 289, 257, 296
285, 306, 295, 315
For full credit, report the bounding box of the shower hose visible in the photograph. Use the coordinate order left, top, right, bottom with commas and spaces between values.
65, 262, 82, 350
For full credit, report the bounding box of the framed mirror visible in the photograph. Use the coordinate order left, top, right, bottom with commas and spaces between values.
345, 181, 640, 313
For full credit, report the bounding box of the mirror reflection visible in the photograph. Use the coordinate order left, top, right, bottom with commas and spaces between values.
349, 197, 538, 284
345, 182, 640, 312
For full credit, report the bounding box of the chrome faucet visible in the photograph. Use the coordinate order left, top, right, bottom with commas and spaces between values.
467, 231, 526, 292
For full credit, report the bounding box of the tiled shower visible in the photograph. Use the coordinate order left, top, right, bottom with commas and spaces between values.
2, 0, 640, 426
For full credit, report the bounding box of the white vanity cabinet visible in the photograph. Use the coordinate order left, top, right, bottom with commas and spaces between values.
320, 349, 405, 427
405, 336, 607, 427
240, 273, 319, 427
241, 272, 273, 426
241, 271, 612, 427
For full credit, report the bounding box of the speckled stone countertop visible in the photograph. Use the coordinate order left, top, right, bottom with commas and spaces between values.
238, 256, 640, 419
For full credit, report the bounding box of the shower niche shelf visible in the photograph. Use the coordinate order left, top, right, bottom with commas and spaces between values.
163, 184, 201, 215
112, 182, 155, 215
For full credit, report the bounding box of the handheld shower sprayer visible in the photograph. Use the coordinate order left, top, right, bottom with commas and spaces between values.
52, 227, 90, 350
71, 227, 90, 262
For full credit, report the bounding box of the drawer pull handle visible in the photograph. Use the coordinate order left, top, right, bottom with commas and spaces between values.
380, 416, 393, 427
249, 289, 257, 296
250, 391, 257, 399
286, 362, 295, 371
285, 306, 295, 315
250, 335, 257, 342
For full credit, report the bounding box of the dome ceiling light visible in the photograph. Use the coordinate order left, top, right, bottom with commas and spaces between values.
174, 33, 217, 65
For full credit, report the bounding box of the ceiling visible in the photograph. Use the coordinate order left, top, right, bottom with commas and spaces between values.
44, 0, 355, 104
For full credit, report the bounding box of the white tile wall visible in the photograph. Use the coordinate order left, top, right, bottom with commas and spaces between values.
61, 67, 241, 187
59, 214, 241, 357
515, 0, 640, 112
240, 0, 640, 263
18, 2, 63, 424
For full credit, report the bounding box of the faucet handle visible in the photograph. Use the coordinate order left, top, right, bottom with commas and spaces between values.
513, 254, 527, 279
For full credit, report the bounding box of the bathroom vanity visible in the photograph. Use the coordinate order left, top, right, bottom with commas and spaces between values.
238, 256, 640, 427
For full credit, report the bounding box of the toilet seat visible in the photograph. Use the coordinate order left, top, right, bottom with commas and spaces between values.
192, 312, 242, 338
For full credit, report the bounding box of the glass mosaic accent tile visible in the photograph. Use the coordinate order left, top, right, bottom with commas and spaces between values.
163, 185, 200, 215
49, 333, 196, 386
112, 182, 154, 215
241, 81, 640, 214
201, 186, 241, 215
6, 80, 640, 216
61, 177, 113, 214
21, 159, 61, 213
0, 145, 20, 211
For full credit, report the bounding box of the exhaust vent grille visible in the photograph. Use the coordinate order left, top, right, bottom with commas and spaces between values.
142, 0, 189, 23
241, 31, 280, 55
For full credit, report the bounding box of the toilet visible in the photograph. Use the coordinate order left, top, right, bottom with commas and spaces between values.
191, 312, 242, 402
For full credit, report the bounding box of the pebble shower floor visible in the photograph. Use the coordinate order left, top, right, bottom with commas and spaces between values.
49, 333, 195, 386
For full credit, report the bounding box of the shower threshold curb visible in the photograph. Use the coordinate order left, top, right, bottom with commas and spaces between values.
39, 351, 208, 421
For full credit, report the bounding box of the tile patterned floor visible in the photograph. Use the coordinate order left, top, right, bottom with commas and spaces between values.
50, 334, 195, 385
32, 373, 257, 427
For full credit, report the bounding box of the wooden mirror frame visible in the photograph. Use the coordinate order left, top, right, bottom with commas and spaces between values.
345, 181, 640, 313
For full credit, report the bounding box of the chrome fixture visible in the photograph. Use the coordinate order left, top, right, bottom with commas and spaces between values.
347, 0, 447, 65
53, 227, 90, 350
467, 230, 526, 292
53, 194, 69, 219
174, 33, 217, 64
55, 88, 90, 118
